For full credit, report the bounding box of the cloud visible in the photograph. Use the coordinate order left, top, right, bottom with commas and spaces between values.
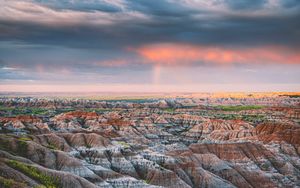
224, 0, 267, 10
34, 0, 126, 13
0, 1, 149, 27
134, 43, 300, 65
93, 59, 129, 67
279, 0, 300, 8
0, 0, 299, 89
0, 0, 299, 50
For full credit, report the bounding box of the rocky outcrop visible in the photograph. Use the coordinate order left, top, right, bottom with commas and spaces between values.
255, 122, 300, 145
0, 96, 299, 187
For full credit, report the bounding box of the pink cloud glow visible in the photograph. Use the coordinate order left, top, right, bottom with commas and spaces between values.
134, 43, 300, 65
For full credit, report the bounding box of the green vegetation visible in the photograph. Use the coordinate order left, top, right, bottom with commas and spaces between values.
241, 115, 266, 123
16, 140, 28, 157
85, 108, 113, 113
0, 105, 49, 116
0, 105, 77, 117
0, 136, 29, 156
0, 176, 14, 188
28, 108, 49, 115
55, 108, 75, 113
116, 141, 130, 148
213, 114, 267, 124
18, 136, 32, 142
99, 99, 156, 103
0, 104, 118, 117
0, 176, 22, 188
143, 179, 151, 184
162, 108, 175, 113
260, 162, 271, 171
0, 106, 13, 111
6, 160, 61, 188
0, 136, 31, 157
215, 105, 264, 111
0, 137, 11, 152
46, 143, 59, 150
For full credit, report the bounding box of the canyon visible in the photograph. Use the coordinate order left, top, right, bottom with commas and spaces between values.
0, 93, 299, 188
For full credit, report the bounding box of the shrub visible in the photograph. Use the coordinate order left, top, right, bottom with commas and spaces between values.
0, 138, 11, 152
0, 176, 27, 188
0, 176, 14, 188
46, 143, 59, 150
216, 105, 264, 111
18, 136, 32, 142
6, 160, 61, 188
16, 140, 28, 157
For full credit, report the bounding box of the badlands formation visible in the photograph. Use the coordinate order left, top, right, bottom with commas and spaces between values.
0, 93, 299, 188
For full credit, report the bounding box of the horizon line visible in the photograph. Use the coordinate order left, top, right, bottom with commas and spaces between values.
1, 84, 300, 93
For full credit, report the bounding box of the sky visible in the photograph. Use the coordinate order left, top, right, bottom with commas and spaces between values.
0, 0, 300, 92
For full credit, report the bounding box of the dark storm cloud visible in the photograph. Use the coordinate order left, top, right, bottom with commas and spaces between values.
0, 0, 299, 51
125, 0, 196, 17
34, 0, 123, 12
225, 0, 267, 10
280, 0, 300, 8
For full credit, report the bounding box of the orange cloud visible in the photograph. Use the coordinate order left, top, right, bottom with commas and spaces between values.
134, 43, 300, 65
